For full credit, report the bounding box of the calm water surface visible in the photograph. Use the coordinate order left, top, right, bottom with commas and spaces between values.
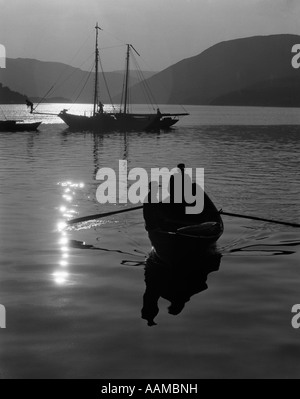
0, 105, 299, 378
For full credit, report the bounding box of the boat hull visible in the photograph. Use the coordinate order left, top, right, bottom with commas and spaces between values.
0, 121, 42, 132
160, 117, 179, 129
148, 116, 179, 130
58, 111, 186, 132
144, 192, 224, 265
148, 221, 223, 265
59, 111, 159, 132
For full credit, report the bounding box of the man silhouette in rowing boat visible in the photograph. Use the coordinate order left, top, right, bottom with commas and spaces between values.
144, 164, 203, 232
170, 164, 219, 224
143, 164, 189, 228
169, 163, 191, 207
143, 181, 161, 231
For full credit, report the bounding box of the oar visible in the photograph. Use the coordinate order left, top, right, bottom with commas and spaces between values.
67, 206, 300, 228
220, 211, 300, 228
67, 205, 143, 225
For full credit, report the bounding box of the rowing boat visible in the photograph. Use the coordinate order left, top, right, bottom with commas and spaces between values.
143, 192, 224, 265
0, 120, 42, 132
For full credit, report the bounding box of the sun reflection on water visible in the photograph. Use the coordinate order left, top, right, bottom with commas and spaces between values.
53, 180, 85, 285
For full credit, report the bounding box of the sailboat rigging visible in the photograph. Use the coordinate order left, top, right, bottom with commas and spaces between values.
57, 24, 189, 132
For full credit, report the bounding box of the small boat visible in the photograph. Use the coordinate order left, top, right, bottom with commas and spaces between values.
0, 120, 42, 132
57, 24, 189, 132
144, 192, 224, 265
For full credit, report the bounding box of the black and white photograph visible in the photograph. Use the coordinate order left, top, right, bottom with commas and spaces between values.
0, 0, 300, 381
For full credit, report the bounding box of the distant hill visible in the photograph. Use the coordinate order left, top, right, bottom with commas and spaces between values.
0, 82, 71, 104
125, 34, 300, 107
211, 77, 300, 107
112, 70, 157, 80
30, 96, 71, 104
0, 58, 157, 104
0, 83, 27, 104
2, 35, 300, 107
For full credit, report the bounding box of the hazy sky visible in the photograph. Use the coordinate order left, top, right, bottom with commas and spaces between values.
1, 0, 300, 71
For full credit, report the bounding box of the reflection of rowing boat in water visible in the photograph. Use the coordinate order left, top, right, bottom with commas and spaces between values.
142, 250, 222, 326
143, 190, 224, 265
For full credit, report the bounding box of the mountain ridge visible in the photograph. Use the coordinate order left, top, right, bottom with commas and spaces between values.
0, 58, 157, 104
0, 83, 27, 104
1, 34, 300, 107
125, 34, 300, 106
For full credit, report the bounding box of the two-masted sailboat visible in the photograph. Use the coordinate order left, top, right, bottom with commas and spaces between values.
58, 24, 189, 132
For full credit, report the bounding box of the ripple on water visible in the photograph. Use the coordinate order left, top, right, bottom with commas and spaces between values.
0, 105, 299, 378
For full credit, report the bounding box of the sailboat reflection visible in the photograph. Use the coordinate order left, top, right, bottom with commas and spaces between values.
141, 250, 222, 326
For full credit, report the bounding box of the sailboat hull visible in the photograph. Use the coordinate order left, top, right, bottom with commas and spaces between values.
59, 112, 116, 131
58, 111, 188, 132
115, 113, 158, 131
59, 111, 160, 132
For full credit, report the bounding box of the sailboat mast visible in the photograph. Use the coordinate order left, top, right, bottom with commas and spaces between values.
124, 44, 130, 114
93, 23, 100, 116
